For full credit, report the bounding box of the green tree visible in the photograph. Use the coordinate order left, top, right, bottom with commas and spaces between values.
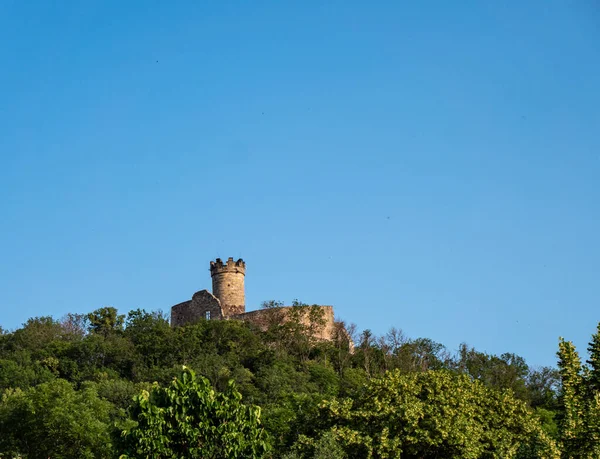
6, 316, 65, 355
557, 338, 587, 456
0, 379, 113, 458
527, 366, 560, 409
261, 299, 328, 361
0, 355, 55, 392
283, 431, 346, 459
456, 344, 530, 401
119, 366, 270, 458
396, 337, 449, 373
586, 322, 600, 393
557, 336, 600, 458
87, 306, 125, 337
585, 323, 600, 453
124, 308, 173, 371
293, 370, 558, 459
61, 331, 137, 382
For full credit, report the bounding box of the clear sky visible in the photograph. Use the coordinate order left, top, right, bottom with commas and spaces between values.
1, 1, 598, 368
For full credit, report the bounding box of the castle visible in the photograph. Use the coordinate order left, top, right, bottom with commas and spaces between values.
170, 257, 337, 341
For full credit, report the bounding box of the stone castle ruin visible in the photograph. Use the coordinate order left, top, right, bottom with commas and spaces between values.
170, 257, 337, 341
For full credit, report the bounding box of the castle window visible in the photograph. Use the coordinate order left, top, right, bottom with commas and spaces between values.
205, 311, 211, 320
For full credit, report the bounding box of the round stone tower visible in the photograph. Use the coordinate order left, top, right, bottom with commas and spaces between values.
210, 257, 246, 317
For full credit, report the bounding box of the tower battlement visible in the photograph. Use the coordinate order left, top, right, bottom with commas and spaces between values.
210, 257, 246, 276
210, 257, 246, 316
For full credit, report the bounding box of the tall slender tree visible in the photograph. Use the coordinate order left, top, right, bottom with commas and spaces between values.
586, 323, 600, 393
556, 337, 600, 458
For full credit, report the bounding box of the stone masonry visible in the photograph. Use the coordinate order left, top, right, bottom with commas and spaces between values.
210, 258, 246, 316
171, 290, 223, 327
231, 306, 336, 341
170, 257, 338, 342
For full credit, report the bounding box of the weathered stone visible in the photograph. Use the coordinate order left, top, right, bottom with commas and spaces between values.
170, 258, 339, 342
170, 290, 223, 326
231, 305, 335, 341
210, 257, 245, 316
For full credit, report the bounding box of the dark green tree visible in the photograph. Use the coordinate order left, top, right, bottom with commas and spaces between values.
586, 322, 600, 393
124, 308, 173, 371
0, 379, 113, 458
87, 306, 125, 337
527, 366, 560, 409
456, 344, 529, 400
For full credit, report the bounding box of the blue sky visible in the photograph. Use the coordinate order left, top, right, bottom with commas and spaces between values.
1, 1, 598, 367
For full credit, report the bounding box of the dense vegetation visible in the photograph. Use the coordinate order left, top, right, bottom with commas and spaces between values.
0, 303, 598, 458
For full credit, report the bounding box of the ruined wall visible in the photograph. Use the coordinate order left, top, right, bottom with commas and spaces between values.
171, 296, 342, 344
232, 306, 336, 341
170, 290, 223, 326
210, 258, 246, 317
170, 258, 344, 345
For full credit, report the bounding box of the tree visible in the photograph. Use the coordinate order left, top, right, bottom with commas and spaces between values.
0, 356, 55, 391
526, 366, 560, 409
261, 299, 328, 361
525, 366, 560, 439
557, 336, 600, 458
119, 366, 270, 458
292, 370, 559, 459
456, 345, 529, 400
60, 312, 89, 339
586, 322, 600, 393
356, 329, 377, 377
557, 338, 586, 456
124, 308, 173, 370
397, 337, 450, 373
283, 431, 346, 459
87, 306, 125, 337
7, 316, 65, 354
329, 320, 355, 377
0, 379, 113, 458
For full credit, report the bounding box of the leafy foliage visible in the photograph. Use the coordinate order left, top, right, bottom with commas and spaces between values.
556, 337, 600, 458
587, 322, 600, 393
119, 366, 270, 458
291, 370, 559, 459
0, 379, 113, 458
87, 307, 125, 337
0, 304, 597, 457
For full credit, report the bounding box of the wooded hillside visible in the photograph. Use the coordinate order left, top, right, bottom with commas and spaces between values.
0, 303, 598, 458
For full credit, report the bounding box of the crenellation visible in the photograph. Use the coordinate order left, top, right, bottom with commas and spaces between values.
210, 257, 245, 317
170, 257, 339, 342
210, 258, 246, 275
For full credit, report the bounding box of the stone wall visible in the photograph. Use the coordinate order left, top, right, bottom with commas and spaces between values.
232, 305, 336, 341
170, 290, 223, 326
171, 297, 342, 344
